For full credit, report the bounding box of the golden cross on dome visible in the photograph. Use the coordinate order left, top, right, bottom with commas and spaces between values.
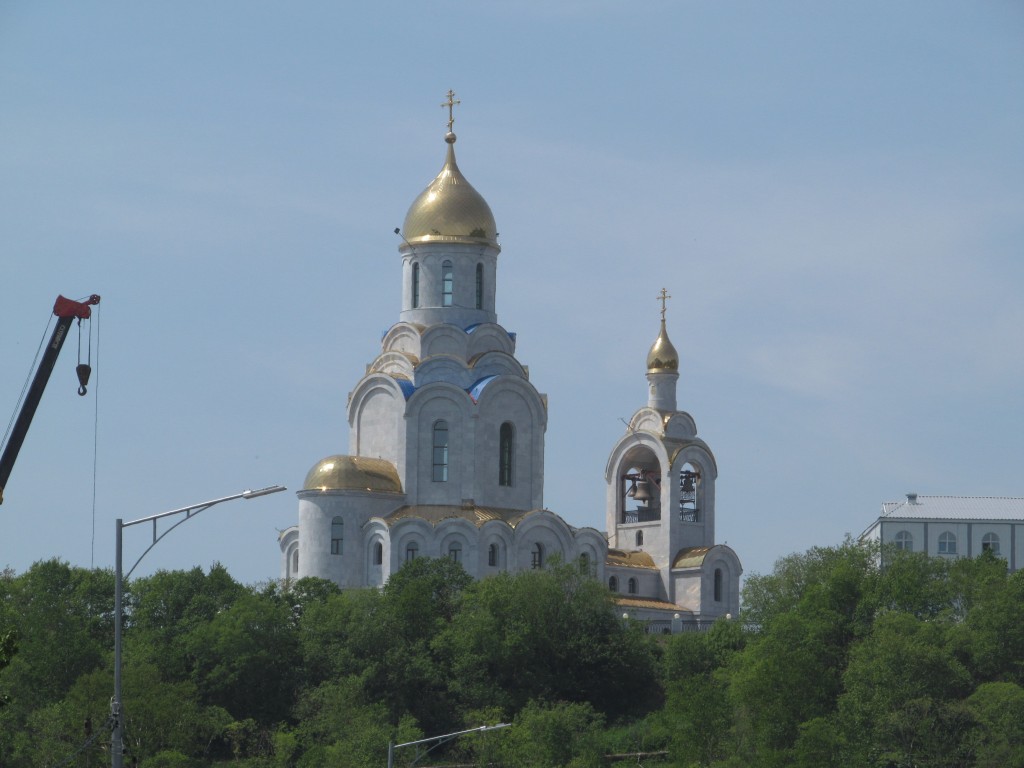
657, 288, 672, 321
441, 89, 461, 132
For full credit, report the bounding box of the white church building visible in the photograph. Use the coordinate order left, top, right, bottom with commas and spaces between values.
278, 99, 741, 624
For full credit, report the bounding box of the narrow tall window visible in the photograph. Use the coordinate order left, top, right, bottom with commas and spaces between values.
448, 541, 462, 563
412, 263, 420, 308
938, 531, 957, 555
499, 422, 514, 486
579, 553, 590, 574
331, 516, 344, 555
488, 543, 498, 567
895, 530, 913, 551
635, 530, 643, 547
531, 543, 543, 569
714, 568, 723, 602
982, 532, 1000, 555
291, 549, 298, 574
609, 576, 618, 592
475, 263, 483, 309
628, 577, 638, 595
373, 541, 383, 565
442, 260, 453, 306
432, 420, 449, 482
405, 541, 419, 562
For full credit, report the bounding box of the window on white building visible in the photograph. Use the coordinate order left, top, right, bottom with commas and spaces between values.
373, 542, 383, 565
608, 576, 618, 592
488, 542, 498, 567
982, 533, 1000, 555
448, 541, 462, 563
628, 577, 638, 595
499, 422, 514, 486
714, 568, 723, 602
405, 542, 419, 562
442, 260, 453, 306
531, 543, 543, 569
432, 420, 449, 482
938, 532, 957, 555
636, 530, 643, 547
412, 263, 420, 308
475, 263, 483, 309
331, 516, 344, 555
895, 530, 913, 552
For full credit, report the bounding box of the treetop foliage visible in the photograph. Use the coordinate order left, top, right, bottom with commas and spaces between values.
0, 542, 1021, 767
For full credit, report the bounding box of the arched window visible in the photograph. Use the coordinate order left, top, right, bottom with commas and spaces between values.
579, 553, 590, 574
714, 568, 723, 602
488, 543, 498, 567
432, 420, 449, 482
895, 530, 913, 551
291, 549, 299, 574
331, 516, 344, 555
982, 532, 1000, 555
441, 260, 453, 306
635, 530, 644, 547
373, 541, 383, 565
412, 263, 420, 308
628, 577, 638, 595
608, 576, 618, 592
531, 542, 543, 569
448, 541, 462, 563
499, 422, 514, 486
405, 541, 419, 562
475, 263, 483, 309
938, 531, 957, 555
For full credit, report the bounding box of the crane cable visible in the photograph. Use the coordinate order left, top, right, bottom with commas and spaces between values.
1, 310, 55, 454
83, 303, 101, 568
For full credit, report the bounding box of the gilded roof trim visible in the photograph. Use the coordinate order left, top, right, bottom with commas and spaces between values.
606, 548, 658, 569
672, 546, 712, 569
382, 504, 536, 528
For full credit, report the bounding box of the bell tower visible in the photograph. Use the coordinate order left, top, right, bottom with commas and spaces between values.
603, 289, 741, 617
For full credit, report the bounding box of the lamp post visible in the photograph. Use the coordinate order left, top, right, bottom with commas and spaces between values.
388, 723, 511, 768
111, 485, 286, 768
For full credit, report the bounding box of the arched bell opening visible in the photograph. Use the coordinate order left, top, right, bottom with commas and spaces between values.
678, 462, 701, 523
619, 447, 662, 524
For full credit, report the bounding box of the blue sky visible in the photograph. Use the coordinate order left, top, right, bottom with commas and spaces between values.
2, 2, 1021, 585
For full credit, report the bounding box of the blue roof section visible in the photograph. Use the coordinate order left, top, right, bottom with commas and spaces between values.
390, 374, 506, 402
468, 375, 499, 403
465, 323, 515, 341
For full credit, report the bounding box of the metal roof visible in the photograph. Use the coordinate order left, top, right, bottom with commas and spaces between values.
880, 495, 1024, 521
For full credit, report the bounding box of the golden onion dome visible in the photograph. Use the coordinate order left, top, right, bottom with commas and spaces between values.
646, 319, 679, 373
303, 455, 403, 493
402, 132, 498, 247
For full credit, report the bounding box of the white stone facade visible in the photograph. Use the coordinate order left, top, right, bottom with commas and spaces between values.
279, 121, 741, 624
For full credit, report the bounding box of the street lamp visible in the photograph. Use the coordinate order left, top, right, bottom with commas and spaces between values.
111, 485, 287, 768
388, 723, 511, 768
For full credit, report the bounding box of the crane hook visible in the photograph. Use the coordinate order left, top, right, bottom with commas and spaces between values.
76, 364, 92, 396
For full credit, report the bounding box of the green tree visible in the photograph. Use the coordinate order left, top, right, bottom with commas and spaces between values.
185, 588, 300, 726
443, 561, 660, 722
966, 681, 1024, 767
490, 700, 605, 768
838, 612, 974, 766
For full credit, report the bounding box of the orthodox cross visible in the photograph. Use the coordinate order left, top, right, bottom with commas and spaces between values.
657, 288, 671, 321
441, 89, 460, 132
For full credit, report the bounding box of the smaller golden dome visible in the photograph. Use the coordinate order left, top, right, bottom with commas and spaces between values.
402, 133, 498, 247
646, 319, 679, 373
303, 455, 403, 493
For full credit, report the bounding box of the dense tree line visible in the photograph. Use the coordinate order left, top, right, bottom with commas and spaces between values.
1, 542, 1022, 767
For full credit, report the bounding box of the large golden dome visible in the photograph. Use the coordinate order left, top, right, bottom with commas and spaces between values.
646, 319, 679, 373
401, 132, 498, 247
303, 455, 403, 493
